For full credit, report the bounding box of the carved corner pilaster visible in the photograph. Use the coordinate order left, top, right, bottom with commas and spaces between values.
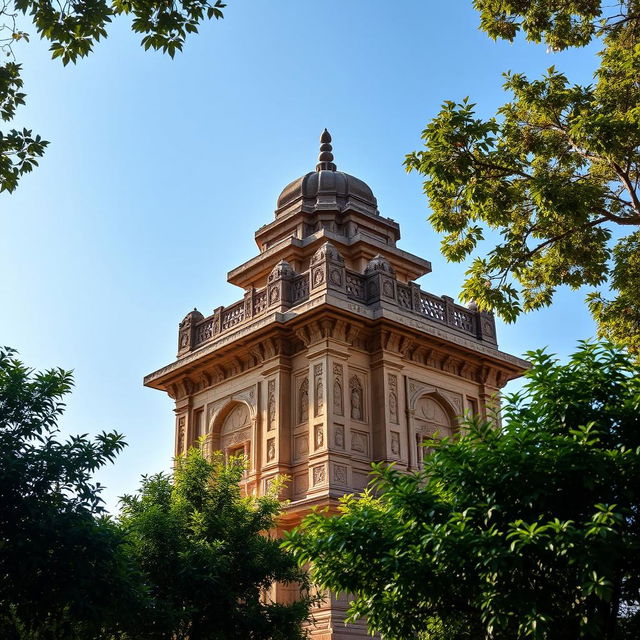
267, 260, 295, 311
310, 241, 346, 295
177, 308, 204, 356
477, 310, 498, 345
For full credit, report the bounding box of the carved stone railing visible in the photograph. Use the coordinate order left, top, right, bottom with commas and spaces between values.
221, 301, 244, 331
345, 271, 366, 301
177, 243, 497, 356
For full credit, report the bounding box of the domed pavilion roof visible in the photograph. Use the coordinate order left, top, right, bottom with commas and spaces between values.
275, 130, 378, 217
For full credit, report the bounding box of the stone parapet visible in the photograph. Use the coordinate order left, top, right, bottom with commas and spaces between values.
177, 244, 497, 358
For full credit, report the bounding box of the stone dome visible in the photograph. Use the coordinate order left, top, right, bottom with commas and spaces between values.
275, 130, 378, 216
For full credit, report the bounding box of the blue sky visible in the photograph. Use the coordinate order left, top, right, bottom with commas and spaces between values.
1, 1, 602, 510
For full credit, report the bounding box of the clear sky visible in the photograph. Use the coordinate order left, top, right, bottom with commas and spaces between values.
0, 1, 603, 511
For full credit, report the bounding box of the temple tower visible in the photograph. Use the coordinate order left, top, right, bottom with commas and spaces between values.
144, 131, 528, 639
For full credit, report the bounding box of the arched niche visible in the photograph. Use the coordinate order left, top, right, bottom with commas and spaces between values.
207, 401, 254, 466
409, 392, 458, 468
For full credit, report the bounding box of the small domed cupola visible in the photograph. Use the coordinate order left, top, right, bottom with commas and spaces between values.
268, 259, 295, 282
275, 129, 378, 217
311, 241, 345, 265
364, 254, 396, 276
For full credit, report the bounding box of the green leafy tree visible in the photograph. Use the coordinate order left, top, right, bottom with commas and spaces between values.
284, 342, 640, 639
0, 0, 227, 193
118, 447, 314, 640
0, 346, 139, 639
405, 1, 640, 356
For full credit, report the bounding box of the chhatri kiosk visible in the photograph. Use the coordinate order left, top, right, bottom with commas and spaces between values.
144, 131, 527, 639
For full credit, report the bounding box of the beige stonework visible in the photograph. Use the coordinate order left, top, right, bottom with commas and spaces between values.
144, 131, 528, 639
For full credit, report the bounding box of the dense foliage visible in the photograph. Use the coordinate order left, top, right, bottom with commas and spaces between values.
0, 348, 312, 639
0, 0, 227, 193
406, 1, 640, 356
118, 448, 313, 640
0, 346, 137, 638
284, 342, 640, 639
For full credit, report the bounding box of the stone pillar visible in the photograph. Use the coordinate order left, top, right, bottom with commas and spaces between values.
364, 255, 397, 305
477, 310, 498, 345
267, 260, 295, 311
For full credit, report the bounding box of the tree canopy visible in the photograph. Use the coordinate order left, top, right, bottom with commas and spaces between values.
0, 347, 313, 639
284, 341, 640, 639
0, 346, 138, 638
0, 0, 227, 193
118, 448, 314, 640
406, 0, 640, 356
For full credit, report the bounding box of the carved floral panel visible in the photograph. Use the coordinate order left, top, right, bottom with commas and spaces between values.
333, 363, 344, 416
314, 363, 324, 417
312, 464, 326, 486
388, 374, 399, 424
267, 379, 276, 431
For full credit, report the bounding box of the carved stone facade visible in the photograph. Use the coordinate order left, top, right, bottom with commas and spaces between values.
145, 132, 528, 639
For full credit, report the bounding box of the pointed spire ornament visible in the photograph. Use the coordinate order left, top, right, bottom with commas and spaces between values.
316, 128, 337, 171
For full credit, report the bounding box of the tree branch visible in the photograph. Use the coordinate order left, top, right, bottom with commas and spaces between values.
611, 160, 640, 218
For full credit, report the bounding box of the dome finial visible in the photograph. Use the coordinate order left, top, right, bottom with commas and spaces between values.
316, 128, 337, 172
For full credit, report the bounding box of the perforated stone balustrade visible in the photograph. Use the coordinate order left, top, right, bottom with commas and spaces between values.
177, 250, 497, 356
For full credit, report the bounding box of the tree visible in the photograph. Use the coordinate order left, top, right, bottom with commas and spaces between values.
284, 342, 640, 639
118, 447, 314, 640
405, 1, 640, 356
0, 346, 139, 638
0, 0, 227, 193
